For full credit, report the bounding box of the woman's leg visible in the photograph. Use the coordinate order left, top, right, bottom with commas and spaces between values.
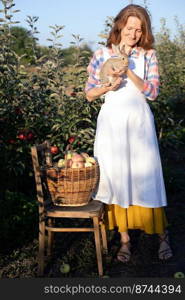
158, 229, 173, 260
117, 231, 131, 262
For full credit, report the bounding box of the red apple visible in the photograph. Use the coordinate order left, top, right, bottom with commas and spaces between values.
27, 132, 34, 140
68, 136, 75, 144
8, 139, 16, 144
50, 146, 59, 154
17, 133, 27, 140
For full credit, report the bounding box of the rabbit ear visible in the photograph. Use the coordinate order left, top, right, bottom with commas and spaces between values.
111, 44, 122, 56
119, 43, 126, 54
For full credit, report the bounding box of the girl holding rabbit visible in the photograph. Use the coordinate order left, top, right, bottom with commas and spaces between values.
85, 4, 173, 263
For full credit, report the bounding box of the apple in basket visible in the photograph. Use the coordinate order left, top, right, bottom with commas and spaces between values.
58, 159, 65, 168
84, 162, 93, 167
58, 158, 72, 168
85, 157, 96, 165
71, 153, 85, 168
64, 150, 77, 168
65, 150, 77, 160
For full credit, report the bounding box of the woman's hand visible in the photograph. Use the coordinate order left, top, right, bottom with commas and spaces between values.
104, 76, 123, 91
86, 76, 123, 102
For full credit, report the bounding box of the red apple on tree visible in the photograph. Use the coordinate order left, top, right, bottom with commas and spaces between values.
8, 139, 16, 144
68, 136, 75, 144
50, 146, 59, 154
27, 132, 34, 140
17, 133, 27, 140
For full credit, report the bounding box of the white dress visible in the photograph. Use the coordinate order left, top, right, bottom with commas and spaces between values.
93, 47, 167, 208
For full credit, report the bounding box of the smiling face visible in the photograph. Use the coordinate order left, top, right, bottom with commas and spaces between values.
120, 16, 142, 48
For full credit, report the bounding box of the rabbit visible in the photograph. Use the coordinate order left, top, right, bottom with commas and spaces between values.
99, 44, 129, 85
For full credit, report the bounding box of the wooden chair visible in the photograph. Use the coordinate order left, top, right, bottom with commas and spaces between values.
31, 141, 108, 277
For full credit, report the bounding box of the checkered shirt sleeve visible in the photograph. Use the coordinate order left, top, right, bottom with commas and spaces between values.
143, 49, 160, 100
85, 48, 104, 92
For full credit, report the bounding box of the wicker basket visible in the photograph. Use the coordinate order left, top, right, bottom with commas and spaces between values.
45, 162, 100, 206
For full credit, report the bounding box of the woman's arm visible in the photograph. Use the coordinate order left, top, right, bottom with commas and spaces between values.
142, 50, 160, 101
126, 68, 144, 91
126, 49, 160, 101
86, 85, 108, 102
85, 48, 123, 102
86, 77, 123, 102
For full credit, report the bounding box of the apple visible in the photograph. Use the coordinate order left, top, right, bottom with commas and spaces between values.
86, 157, 96, 164
174, 272, 185, 278
27, 132, 34, 140
65, 150, 75, 160
84, 162, 92, 168
68, 136, 75, 144
66, 159, 72, 167
50, 146, 59, 155
17, 133, 27, 140
71, 153, 85, 162
60, 263, 70, 274
8, 139, 16, 144
71, 161, 85, 168
58, 159, 65, 168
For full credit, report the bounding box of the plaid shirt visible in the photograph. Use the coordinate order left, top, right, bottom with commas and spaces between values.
85, 46, 160, 100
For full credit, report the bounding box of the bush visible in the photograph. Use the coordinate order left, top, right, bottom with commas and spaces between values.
0, 1, 101, 193
0, 190, 38, 252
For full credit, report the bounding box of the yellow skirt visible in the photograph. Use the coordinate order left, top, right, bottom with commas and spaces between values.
105, 204, 168, 234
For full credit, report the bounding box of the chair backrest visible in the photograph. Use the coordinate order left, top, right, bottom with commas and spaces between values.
31, 141, 53, 212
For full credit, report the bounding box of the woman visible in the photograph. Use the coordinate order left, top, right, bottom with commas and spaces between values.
85, 4, 173, 263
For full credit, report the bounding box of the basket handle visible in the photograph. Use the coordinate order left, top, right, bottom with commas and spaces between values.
64, 143, 74, 169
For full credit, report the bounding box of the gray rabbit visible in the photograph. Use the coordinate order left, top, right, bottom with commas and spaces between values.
99, 44, 128, 85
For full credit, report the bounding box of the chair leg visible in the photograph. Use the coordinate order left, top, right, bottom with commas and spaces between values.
100, 220, 108, 255
38, 219, 45, 276
93, 216, 103, 277
47, 218, 54, 256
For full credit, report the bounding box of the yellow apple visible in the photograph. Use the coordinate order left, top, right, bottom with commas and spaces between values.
86, 157, 96, 164
58, 159, 65, 168
60, 263, 70, 274
84, 162, 92, 167
65, 150, 77, 160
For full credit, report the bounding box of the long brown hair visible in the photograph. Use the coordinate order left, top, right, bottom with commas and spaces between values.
107, 4, 154, 50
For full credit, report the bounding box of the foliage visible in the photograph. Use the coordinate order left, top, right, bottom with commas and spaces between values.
61, 44, 92, 66
0, 0, 98, 193
9, 26, 37, 64
151, 18, 185, 150
0, 190, 38, 252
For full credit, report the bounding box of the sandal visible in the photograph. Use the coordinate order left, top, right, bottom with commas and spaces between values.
158, 232, 173, 261
117, 241, 131, 263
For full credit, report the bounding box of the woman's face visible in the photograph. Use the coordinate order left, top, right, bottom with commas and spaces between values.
120, 16, 142, 48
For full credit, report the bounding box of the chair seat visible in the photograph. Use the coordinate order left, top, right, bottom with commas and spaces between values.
46, 200, 104, 218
